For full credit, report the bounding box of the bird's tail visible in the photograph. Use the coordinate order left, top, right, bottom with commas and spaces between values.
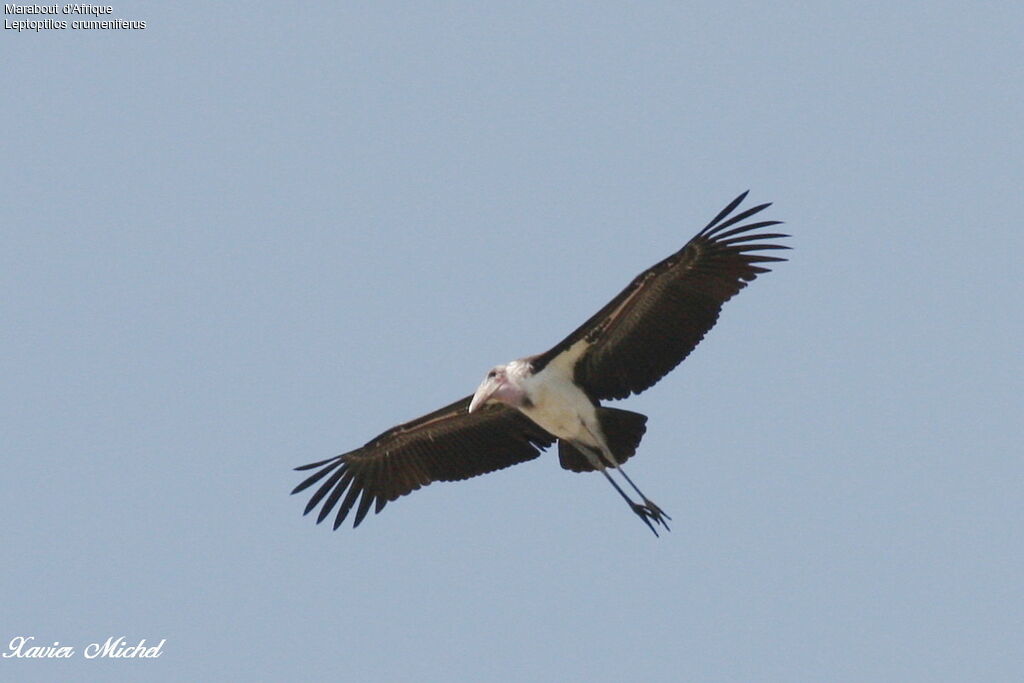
558, 407, 648, 472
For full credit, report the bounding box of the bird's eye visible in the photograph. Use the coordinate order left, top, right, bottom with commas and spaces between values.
487, 370, 496, 378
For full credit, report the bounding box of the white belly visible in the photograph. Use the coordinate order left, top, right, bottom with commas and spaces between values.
518, 364, 601, 446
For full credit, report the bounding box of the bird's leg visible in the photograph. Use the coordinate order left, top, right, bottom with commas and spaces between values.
578, 441, 666, 537
614, 466, 671, 531
600, 468, 662, 537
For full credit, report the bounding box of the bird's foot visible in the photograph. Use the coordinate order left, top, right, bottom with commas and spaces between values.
631, 501, 671, 537
643, 499, 671, 529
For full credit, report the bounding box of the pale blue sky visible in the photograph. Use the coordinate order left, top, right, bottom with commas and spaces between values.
4, 2, 1023, 681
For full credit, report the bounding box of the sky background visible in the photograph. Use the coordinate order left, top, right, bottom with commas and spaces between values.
4, 2, 1023, 681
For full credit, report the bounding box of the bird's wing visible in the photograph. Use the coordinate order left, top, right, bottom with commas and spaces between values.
292, 396, 556, 529
531, 192, 788, 400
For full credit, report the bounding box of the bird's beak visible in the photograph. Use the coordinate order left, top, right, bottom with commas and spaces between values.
468, 377, 500, 414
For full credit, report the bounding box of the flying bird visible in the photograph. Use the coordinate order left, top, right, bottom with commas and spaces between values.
293, 192, 788, 535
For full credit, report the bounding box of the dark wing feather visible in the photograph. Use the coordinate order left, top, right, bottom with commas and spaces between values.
531, 191, 788, 400
291, 395, 555, 530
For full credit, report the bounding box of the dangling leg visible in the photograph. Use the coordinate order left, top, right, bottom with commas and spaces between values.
614, 466, 671, 530
573, 438, 667, 540
578, 442, 667, 537
599, 468, 662, 537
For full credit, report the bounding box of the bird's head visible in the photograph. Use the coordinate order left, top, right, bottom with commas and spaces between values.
468, 362, 529, 413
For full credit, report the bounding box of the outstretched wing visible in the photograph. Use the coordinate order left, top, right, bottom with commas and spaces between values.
531, 192, 788, 400
292, 396, 556, 530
